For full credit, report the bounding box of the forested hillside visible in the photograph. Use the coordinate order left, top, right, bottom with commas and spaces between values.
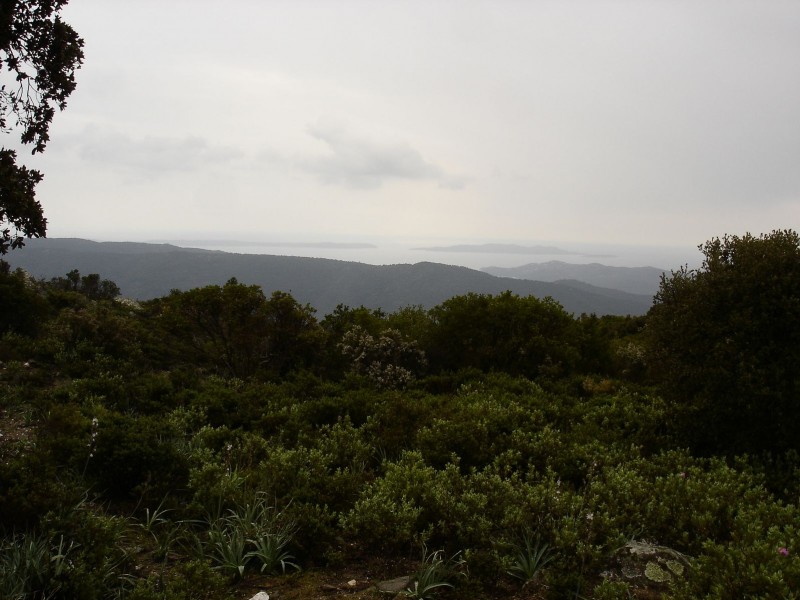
481, 262, 666, 296
4, 238, 654, 316
2, 231, 799, 600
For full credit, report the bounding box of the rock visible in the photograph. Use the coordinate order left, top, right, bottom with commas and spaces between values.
604, 540, 692, 593
376, 576, 412, 595
249, 593, 269, 600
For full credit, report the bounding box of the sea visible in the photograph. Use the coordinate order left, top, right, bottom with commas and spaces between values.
149, 237, 702, 272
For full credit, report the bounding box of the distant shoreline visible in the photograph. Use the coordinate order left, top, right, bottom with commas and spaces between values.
49, 236, 700, 270
151, 240, 377, 250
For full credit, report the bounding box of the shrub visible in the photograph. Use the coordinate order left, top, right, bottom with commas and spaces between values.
339, 325, 427, 389
0, 532, 76, 600
190, 494, 299, 581
404, 545, 465, 600
426, 291, 582, 379
647, 230, 800, 455
506, 532, 556, 587
87, 413, 189, 499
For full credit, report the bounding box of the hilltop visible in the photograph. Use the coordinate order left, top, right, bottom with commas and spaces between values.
4, 238, 654, 315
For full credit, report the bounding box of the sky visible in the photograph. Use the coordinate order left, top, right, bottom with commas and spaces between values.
10, 0, 800, 264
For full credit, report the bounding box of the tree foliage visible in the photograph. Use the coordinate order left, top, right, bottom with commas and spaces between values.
3, 242, 800, 596
0, 259, 46, 336
158, 279, 322, 379
426, 291, 582, 378
0, 149, 44, 252
647, 230, 800, 455
49, 268, 121, 300
0, 0, 83, 253
339, 325, 426, 389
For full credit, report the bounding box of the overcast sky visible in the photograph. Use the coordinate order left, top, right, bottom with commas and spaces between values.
17, 0, 800, 253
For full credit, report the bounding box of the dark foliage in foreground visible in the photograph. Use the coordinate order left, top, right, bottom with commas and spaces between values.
0, 0, 84, 253
1, 230, 799, 599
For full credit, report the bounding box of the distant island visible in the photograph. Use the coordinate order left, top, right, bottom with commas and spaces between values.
411, 243, 611, 256
153, 240, 377, 250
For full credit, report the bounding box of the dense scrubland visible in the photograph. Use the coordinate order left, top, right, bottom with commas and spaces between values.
1, 230, 799, 600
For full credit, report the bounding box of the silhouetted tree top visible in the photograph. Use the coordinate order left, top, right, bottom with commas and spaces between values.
0, 0, 83, 253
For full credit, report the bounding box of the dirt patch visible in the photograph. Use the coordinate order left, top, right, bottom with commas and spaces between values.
234, 557, 418, 600
0, 404, 36, 462
231, 557, 551, 600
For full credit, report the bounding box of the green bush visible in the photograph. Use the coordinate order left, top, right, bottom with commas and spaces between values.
647, 230, 800, 455
0, 264, 48, 339
124, 559, 229, 600
669, 499, 800, 598
87, 413, 189, 499
426, 291, 582, 379
188, 493, 299, 582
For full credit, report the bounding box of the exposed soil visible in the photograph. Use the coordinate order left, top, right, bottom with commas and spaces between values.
230, 557, 549, 600
0, 403, 36, 462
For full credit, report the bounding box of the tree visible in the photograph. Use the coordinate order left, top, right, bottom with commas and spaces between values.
160, 279, 273, 379
0, 0, 83, 253
0, 259, 47, 338
261, 289, 324, 377
159, 280, 323, 379
426, 291, 582, 378
647, 230, 800, 455
49, 269, 121, 300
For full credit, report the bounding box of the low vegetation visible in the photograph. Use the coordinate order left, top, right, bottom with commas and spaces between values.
1, 230, 799, 599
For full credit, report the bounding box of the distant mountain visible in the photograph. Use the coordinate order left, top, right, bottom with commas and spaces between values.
482, 261, 666, 296
4, 239, 654, 316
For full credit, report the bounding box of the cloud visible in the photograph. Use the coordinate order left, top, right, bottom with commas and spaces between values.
438, 175, 469, 190
298, 122, 458, 190
69, 126, 243, 178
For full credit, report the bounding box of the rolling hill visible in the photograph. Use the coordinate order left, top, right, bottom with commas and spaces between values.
481, 260, 666, 296
4, 239, 655, 316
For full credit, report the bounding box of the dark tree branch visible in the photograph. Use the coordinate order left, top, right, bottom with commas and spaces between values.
0, 0, 83, 253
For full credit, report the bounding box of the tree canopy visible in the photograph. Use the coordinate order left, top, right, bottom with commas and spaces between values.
426, 290, 582, 378
647, 229, 800, 455
0, 0, 83, 253
157, 279, 322, 379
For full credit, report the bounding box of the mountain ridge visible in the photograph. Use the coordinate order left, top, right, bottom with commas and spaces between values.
4, 238, 655, 316
482, 260, 666, 296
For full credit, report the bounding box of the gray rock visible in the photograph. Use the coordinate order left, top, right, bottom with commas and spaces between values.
605, 540, 692, 593
376, 576, 412, 595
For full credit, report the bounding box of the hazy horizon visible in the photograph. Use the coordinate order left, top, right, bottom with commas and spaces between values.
49, 232, 702, 271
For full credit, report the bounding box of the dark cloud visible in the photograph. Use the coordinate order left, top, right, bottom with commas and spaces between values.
298, 122, 455, 189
